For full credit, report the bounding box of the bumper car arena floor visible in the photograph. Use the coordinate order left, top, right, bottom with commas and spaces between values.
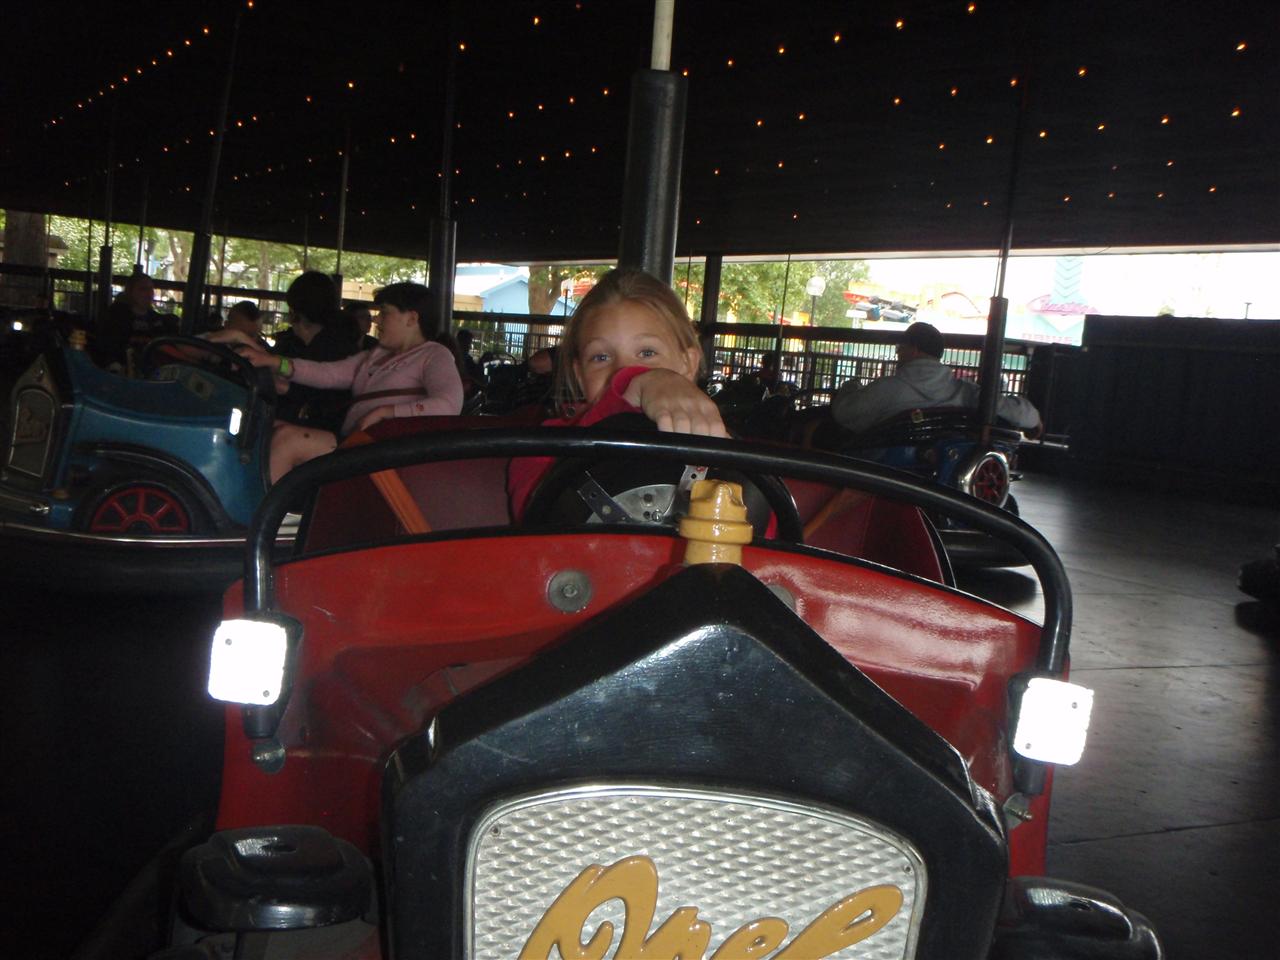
2, 472, 1277, 958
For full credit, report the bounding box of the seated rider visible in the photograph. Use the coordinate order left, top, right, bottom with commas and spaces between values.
98, 271, 179, 372
507, 268, 728, 518
238, 281, 464, 483
830, 321, 1040, 435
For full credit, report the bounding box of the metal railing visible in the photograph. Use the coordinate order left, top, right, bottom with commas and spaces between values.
453, 310, 1033, 404
2, 265, 1033, 407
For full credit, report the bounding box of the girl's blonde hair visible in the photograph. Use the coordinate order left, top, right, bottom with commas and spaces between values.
553, 268, 703, 413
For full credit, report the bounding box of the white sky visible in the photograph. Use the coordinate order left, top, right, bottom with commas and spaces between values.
866, 251, 1279, 320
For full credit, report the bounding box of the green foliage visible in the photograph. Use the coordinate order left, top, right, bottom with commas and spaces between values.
527, 263, 612, 314
673, 258, 869, 328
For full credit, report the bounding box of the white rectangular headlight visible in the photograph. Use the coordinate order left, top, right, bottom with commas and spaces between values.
227, 407, 244, 436
207, 618, 289, 706
1012, 677, 1094, 765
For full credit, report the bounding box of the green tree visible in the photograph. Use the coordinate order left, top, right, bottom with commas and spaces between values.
527, 263, 612, 315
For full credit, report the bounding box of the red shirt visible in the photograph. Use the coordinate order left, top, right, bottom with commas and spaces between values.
507, 366, 650, 520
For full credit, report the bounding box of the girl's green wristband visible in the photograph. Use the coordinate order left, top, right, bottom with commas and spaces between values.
277, 356, 292, 378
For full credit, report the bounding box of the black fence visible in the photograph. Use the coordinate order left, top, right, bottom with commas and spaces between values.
2, 263, 1065, 433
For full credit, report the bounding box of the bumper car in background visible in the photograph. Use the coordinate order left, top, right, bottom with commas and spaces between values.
0, 335, 290, 592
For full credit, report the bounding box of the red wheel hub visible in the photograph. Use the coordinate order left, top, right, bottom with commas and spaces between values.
89, 485, 192, 534
970, 455, 1010, 506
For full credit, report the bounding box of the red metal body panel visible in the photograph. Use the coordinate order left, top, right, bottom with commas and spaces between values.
217, 532, 1048, 873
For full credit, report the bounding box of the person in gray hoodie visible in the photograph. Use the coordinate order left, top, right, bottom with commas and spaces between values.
831, 321, 1040, 434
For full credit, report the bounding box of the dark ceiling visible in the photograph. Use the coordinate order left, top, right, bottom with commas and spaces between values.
3, 0, 1277, 263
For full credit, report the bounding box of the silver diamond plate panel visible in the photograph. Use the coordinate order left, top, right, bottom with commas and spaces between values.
467, 785, 926, 959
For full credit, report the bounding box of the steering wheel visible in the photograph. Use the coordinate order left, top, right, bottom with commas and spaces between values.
140, 335, 263, 389
522, 413, 805, 543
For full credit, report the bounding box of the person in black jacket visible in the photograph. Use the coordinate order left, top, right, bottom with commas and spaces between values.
270, 272, 360, 432
97, 272, 178, 372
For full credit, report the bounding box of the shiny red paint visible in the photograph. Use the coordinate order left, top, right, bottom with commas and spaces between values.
217, 530, 1048, 874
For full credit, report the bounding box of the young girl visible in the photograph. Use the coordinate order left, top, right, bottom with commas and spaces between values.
239, 281, 464, 482
508, 268, 727, 518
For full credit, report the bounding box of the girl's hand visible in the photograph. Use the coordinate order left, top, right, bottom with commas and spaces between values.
623, 369, 729, 438
357, 405, 395, 431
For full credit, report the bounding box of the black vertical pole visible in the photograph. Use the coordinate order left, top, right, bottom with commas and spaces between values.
334, 124, 350, 298
182, 11, 241, 333
699, 252, 723, 374
978, 71, 1032, 439
428, 0, 460, 335
84, 216, 95, 318
772, 254, 792, 357
96, 105, 117, 326
617, 70, 687, 284
135, 174, 149, 270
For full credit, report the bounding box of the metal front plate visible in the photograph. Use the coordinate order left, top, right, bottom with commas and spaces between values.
467, 785, 926, 959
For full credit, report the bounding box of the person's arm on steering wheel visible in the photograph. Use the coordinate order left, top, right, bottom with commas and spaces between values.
621, 368, 729, 439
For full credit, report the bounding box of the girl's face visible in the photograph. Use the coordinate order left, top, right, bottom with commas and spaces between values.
573, 299, 701, 403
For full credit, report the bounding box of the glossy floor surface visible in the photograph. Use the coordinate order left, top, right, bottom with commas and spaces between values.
3, 472, 1277, 957
957, 475, 1280, 959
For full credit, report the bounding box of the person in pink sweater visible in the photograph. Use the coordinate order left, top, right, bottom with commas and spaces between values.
239, 282, 463, 482
508, 268, 727, 518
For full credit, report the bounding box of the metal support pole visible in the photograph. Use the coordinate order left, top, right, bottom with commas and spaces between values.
699, 252, 722, 373
97, 110, 117, 326
650, 0, 675, 70
772, 255, 792, 358
978, 71, 1032, 437
182, 10, 242, 333
428, 0, 460, 334
618, 69, 687, 284
335, 127, 350, 278
84, 218, 94, 317
135, 175, 149, 269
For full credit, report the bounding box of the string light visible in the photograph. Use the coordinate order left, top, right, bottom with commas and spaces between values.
892, 96, 902, 105
532, 15, 540, 25
833, 33, 841, 43
950, 87, 958, 96
1108, 192, 1116, 199
1160, 115, 1170, 124
1097, 123, 1106, 131
458, 42, 466, 51
1209, 185, 1217, 193
1062, 195, 1071, 202
1236, 42, 1247, 52
1156, 192, 1165, 198
1009, 76, 1019, 87
1077, 67, 1087, 77
777, 45, 785, 55
1038, 130, 1048, 138
1166, 159, 1174, 167
727, 58, 735, 67
1230, 107, 1242, 117
938, 142, 946, 150
755, 118, 764, 127
895, 19, 905, 30
967, 3, 976, 12
985, 135, 994, 144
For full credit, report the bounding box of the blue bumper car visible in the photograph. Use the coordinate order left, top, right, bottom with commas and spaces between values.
0, 335, 285, 592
